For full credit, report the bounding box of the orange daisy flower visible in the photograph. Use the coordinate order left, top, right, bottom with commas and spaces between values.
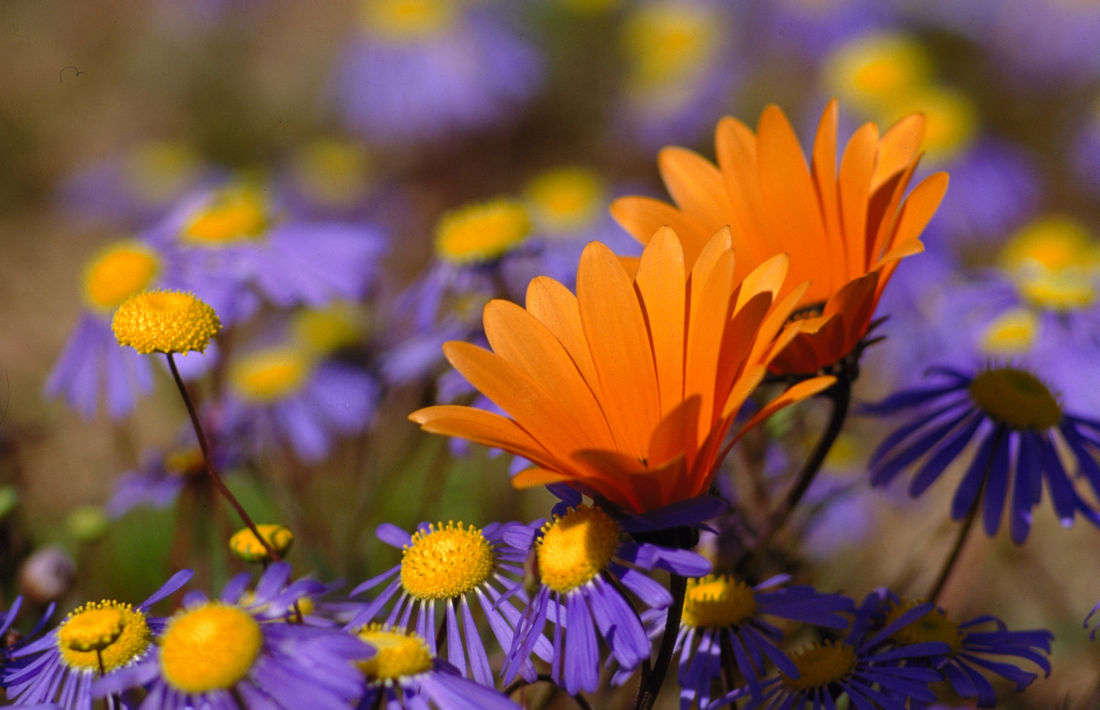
409, 228, 833, 513
610, 100, 949, 374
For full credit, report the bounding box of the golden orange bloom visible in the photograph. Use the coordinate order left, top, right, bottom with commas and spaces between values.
611, 100, 949, 374
410, 229, 833, 513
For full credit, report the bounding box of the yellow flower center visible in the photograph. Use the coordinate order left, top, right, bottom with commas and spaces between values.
181, 186, 269, 245
292, 304, 365, 354
165, 447, 206, 478
229, 346, 313, 403
289, 139, 373, 208
82, 242, 161, 312
524, 166, 605, 234
782, 642, 856, 691
536, 506, 619, 594
124, 141, 201, 205
434, 198, 531, 265
968, 367, 1062, 431
160, 604, 263, 693
980, 308, 1038, 355
1000, 216, 1099, 311
622, 2, 717, 88
58, 600, 151, 672
400, 521, 494, 600
823, 33, 931, 111
884, 599, 964, 652
359, 0, 457, 40
356, 625, 433, 680
111, 289, 221, 355
884, 85, 977, 163
681, 575, 757, 628
229, 524, 295, 563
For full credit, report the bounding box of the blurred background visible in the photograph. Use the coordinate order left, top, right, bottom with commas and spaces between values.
2, 0, 1100, 707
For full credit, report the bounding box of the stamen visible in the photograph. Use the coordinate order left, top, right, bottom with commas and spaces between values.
536, 506, 620, 593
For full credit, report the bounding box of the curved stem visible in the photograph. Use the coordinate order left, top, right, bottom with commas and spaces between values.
928, 484, 982, 604
503, 674, 594, 710
635, 573, 687, 710
740, 376, 852, 570
165, 353, 279, 561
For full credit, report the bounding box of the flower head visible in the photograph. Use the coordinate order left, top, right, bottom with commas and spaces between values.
112, 289, 221, 355
94, 563, 368, 710
411, 229, 834, 513
612, 100, 948, 373
349, 520, 538, 686
867, 364, 1100, 543
82, 241, 162, 313
2, 570, 192, 709
229, 524, 295, 563
434, 198, 531, 265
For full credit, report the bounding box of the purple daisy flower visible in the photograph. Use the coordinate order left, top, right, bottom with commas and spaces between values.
866, 364, 1100, 544
2, 570, 192, 710
105, 436, 239, 518
348, 520, 546, 686
222, 344, 379, 463
664, 574, 853, 706
332, 0, 542, 145
0, 596, 55, 685
728, 598, 949, 709
148, 182, 386, 326
500, 502, 712, 695
353, 625, 519, 710
875, 593, 1052, 708
94, 563, 369, 710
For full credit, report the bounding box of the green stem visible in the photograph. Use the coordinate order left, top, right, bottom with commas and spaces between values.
165, 353, 279, 561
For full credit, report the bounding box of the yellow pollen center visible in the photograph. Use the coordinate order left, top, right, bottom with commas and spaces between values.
434, 199, 531, 265
1001, 216, 1096, 274
182, 187, 269, 245
536, 506, 619, 593
290, 139, 373, 208
782, 642, 856, 691
125, 141, 201, 205
823, 33, 930, 112
160, 604, 262, 693
356, 625, 433, 679
885, 85, 977, 163
681, 575, 758, 628
292, 304, 365, 354
622, 3, 716, 88
229, 346, 313, 403
885, 600, 964, 652
980, 308, 1038, 355
359, 0, 456, 40
400, 522, 494, 600
229, 524, 295, 563
525, 167, 605, 234
1018, 272, 1096, 311
111, 289, 221, 355
968, 367, 1062, 430
82, 242, 161, 312
57, 600, 151, 672
165, 447, 206, 478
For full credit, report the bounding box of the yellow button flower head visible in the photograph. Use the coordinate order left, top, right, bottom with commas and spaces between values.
229, 524, 294, 563
434, 198, 531, 265
112, 289, 221, 355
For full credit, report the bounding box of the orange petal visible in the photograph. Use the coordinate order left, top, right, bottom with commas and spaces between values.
685, 233, 735, 432
483, 299, 617, 450
610, 196, 711, 265
659, 147, 735, 232
715, 117, 781, 270
512, 467, 572, 488
647, 394, 701, 470
872, 113, 926, 190
577, 242, 662, 460
838, 122, 879, 279
634, 227, 687, 417
525, 276, 600, 389
410, 405, 561, 471
892, 172, 950, 247
735, 375, 836, 437
811, 100, 848, 292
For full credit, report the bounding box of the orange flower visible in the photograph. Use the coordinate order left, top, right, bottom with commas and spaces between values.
410, 229, 833, 513
611, 100, 949, 374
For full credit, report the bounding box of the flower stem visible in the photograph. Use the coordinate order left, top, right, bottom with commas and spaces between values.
928, 481, 983, 604
503, 674, 594, 710
635, 572, 687, 710
740, 375, 852, 570
165, 353, 279, 561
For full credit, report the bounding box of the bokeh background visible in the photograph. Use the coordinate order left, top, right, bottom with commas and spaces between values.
2, 0, 1100, 707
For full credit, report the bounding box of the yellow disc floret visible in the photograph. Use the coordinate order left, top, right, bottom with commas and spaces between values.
125, 141, 201, 205
359, 0, 457, 41
524, 166, 605, 234
181, 186, 269, 245
292, 304, 365, 355
229, 346, 313, 403
356, 625, 433, 680
884, 598, 964, 652
160, 603, 263, 693
290, 139, 373, 208
822, 32, 931, 113
229, 524, 295, 563
1001, 216, 1097, 275
980, 308, 1038, 356
434, 198, 531, 265
682, 575, 758, 628
112, 289, 221, 355
536, 506, 619, 593
782, 641, 857, 691
57, 600, 151, 672
622, 1, 717, 89
82, 241, 161, 312
969, 366, 1062, 431
400, 522, 494, 600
